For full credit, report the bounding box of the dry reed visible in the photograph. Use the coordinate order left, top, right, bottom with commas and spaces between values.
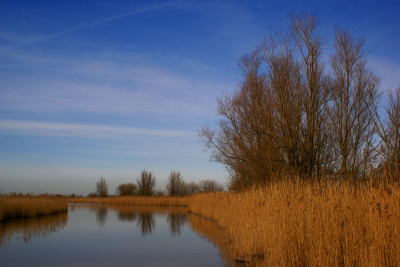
0, 194, 68, 222
189, 180, 400, 266
69, 196, 189, 206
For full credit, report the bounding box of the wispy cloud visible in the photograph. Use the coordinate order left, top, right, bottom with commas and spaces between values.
0, 0, 183, 52
0, 53, 233, 121
0, 119, 193, 139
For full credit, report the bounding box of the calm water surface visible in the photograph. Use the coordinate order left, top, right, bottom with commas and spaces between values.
0, 204, 238, 267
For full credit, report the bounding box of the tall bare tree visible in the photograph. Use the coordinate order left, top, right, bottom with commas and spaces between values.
200, 11, 382, 189
166, 171, 184, 196
136, 169, 156, 196
199, 49, 276, 190
368, 85, 400, 180
96, 177, 108, 197
289, 11, 332, 178
261, 28, 303, 175
329, 28, 380, 180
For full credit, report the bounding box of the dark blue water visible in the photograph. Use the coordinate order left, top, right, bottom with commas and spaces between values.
0, 204, 236, 267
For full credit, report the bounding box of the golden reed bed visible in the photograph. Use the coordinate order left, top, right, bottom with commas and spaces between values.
0, 195, 68, 222
69, 196, 189, 207
188, 181, 400, 267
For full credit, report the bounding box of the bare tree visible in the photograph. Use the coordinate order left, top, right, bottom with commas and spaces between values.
329, 28, 380, 180
166, 171, 184, 196
369, 85, 400, 181
199, 180, 224, 192
96, 177, 108, 197
384, 86, 400, 177
261, 28, 304, 175
199, 11, 384, 189
136, 169, 156, 196
199, 49, 276, 190
116, 183, 137, 196
289, 11, 332, 178
184, 181, 199, 195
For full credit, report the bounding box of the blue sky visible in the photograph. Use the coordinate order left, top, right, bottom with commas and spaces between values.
1, 0, 399, 195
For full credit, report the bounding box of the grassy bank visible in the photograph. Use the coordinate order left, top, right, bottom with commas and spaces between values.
69, 196, 189, 206
188, 180, 400, 266
0, 194, 68, 222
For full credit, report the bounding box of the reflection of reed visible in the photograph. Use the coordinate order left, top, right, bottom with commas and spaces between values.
69, 196, 188, 206
118, 211, 137, 221
137, 213, 155, 236
0, 212, 68, 249
187, 213, 239, 267
167, 213, 187, 236
113, 205, 188, 215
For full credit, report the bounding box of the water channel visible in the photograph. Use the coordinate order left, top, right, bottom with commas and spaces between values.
0, 204, 240, 267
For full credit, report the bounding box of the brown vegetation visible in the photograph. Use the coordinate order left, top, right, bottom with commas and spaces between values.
68, 196, 189, 206
0, 194, 68, 222
96, 177, 108, 197
116, 182, 137, 196
188, 179, 400, 266
199, 11, 398, 191
137, 169, 157, 196
0, 212, 67, 249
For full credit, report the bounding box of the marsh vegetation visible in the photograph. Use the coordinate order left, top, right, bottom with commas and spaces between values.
0, 193, 68, 222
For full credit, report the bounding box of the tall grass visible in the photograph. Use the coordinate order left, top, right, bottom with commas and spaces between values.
0, 194, 68, 222
189, 180, 400, 266
69, 196, 188, 206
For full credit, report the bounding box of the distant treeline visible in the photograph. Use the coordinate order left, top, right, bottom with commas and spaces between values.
199, 11, 400, 190
83, 169, 224, 198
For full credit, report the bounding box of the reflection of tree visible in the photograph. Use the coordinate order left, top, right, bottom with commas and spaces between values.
167, 213, 187, 236
96, 207, 108, 227
118, 211, 137, 222
0, 212, 68, 249
137, 213, 155, 236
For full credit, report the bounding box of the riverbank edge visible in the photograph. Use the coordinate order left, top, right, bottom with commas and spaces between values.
0, 196, 68, 222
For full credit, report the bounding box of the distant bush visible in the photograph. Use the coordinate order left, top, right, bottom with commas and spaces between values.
183, 181, 200, 195
199, 180, 224, 192
116, 183, 137, 196
87, 192, 98, 197
155, 189, 166, 197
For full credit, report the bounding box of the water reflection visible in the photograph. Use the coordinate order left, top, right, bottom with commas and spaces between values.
1, 205, 242, 266
137, 213, 155, 236
118, 209, 137, 221
0, 212, 67, 249
187, 213, 240, 266
96, 206, 108, 227
89, 205, 109, 227
167, 213, 187, 236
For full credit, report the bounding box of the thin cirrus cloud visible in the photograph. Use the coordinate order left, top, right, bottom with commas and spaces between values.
0, 119, 193, 139
0, 0, 184, 52
0, 53, 233, 119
